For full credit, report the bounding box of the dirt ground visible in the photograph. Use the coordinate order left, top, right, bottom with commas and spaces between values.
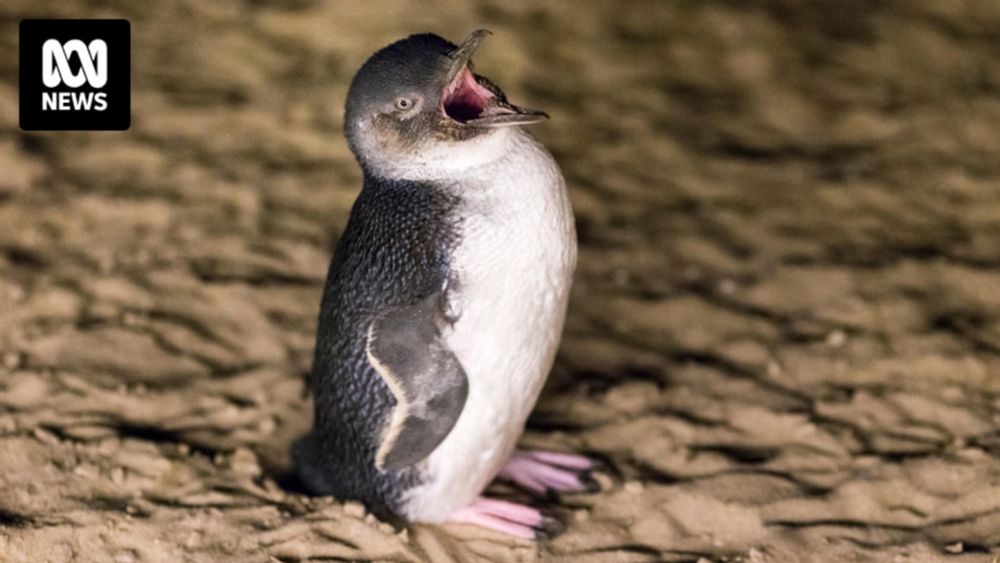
1, 0, 1000, 561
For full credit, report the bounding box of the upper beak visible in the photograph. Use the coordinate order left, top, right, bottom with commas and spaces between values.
444, 29, 491, 87
443, 29, 549, 128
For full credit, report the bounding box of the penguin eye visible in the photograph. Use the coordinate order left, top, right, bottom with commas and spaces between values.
392, 96, 419, 114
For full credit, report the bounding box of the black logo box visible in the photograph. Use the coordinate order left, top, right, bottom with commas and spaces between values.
19, 19, 130, 131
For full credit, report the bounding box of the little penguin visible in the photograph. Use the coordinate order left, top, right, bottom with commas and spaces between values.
293, 29, 595, 539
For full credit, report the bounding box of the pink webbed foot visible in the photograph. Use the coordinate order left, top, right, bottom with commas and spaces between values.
498, 450, 598, 496
447, 497, 562, 539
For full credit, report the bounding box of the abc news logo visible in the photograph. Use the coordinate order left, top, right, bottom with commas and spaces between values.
20, 20, 130, 131
42, 39, 109, 111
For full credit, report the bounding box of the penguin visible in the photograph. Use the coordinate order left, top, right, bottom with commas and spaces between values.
293, 30, 594, 539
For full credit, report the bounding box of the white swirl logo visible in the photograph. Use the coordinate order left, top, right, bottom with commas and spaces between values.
41, 39, 107, 88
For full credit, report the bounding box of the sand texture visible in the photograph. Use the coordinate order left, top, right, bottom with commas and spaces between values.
1, 0, 1000, 561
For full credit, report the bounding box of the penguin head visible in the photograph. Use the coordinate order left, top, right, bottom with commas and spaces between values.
344, 30, 547, 180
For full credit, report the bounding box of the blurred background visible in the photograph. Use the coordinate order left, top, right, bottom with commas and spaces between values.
1, 1, 999, 561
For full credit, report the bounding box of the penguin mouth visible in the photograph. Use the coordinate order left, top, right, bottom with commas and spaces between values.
442, 68, 496, 124
440, 30, 548, 128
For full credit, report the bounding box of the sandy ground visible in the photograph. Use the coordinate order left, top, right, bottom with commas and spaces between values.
1, 0, 1000, 561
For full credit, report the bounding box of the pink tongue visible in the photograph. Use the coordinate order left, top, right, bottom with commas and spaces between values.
444, 69, 496, 122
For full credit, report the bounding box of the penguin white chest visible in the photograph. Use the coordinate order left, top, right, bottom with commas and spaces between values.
402, 133, 576, 521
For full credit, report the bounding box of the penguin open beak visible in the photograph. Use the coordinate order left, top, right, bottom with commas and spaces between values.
441, 29, 549, 128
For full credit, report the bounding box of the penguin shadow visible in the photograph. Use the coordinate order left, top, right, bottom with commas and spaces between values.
252, 379, 315, 495
268, 465, 312, 496
251, 364, 624, 545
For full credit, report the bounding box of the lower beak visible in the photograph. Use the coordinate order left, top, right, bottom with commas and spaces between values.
464, 104, 548, 127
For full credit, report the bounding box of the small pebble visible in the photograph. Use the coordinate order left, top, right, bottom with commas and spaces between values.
257, 417, 276, 435
0, 415, 17, 433
73, 463, 98, 479
624, 481, 643, 493
2, 352, 19, 369
230, 447, 261, 477
718, 278, 737, 295
593, 471, 614, 491
33, 427, 60, 446
825, 329, 847, 347
343, 501, 366, 518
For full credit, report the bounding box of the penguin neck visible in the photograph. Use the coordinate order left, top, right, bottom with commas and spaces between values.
360, 127, 525, 185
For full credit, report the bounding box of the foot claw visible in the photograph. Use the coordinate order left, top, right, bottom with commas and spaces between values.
536, 514, 565, 539
580, 471, 601, 493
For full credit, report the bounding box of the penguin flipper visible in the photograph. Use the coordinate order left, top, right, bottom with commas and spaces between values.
366, 292, 468, 472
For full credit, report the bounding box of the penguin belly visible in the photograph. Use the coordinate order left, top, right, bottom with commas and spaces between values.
399, 134, 576, 522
